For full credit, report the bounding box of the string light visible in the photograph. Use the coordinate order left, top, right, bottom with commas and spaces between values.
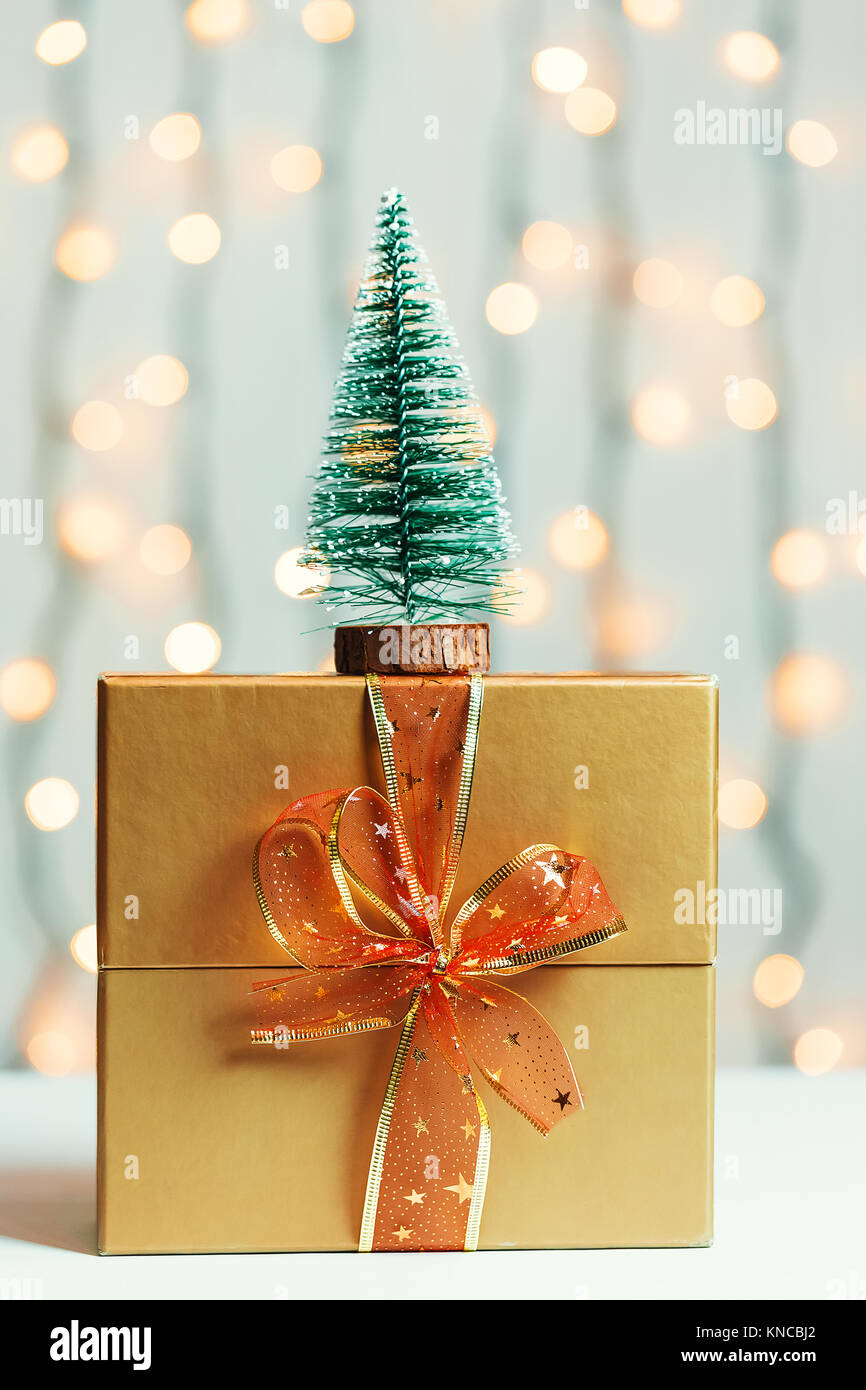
548, 509, 609, 570
168, 213, 221, 264
622, 0, 681, 30
164, 622, 222, 673
26, 1032, 76, 1076
0, 659, 56, 722
34, 20, 87, 65
725, 377, 777, 430
633, 258, 683, 308
493, 570, 548, 626
185, 0, 250, 43
793, 1028, 843, 1076
521, 221, 573, 271
70, 400, 123, 452
753, 954, 804, 1008
57, 498, 126, 562
722, 31, 780, 82
70, 925, 98, 974
770, 529, 827, 589
11, 127, 69, 182
55, 225, 115, 281
274, 547, 329, 598
134, 355, 189, 406
710, 274, 765, 326
718, 778, 767, 829
631, 383, 690, 446
149, 113, 202, 162
25, 777, 79, 831
140, 524, 192, 576
270, 145, 323, 193
564, 88, 617, 136
301, 1, 355, 43
770, 653, 849, 735
485, 282, 538, 335
786, 120, 838, 168
530, 48, 587, 95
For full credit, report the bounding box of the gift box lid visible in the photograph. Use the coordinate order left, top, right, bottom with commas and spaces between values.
97, 672, 717, 969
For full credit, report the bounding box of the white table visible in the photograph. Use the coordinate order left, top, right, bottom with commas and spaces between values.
0, 1068, 863, 1300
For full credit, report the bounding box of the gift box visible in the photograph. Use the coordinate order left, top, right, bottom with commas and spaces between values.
96, 668, 717, 1253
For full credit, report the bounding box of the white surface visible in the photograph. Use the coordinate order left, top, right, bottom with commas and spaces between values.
0, 1067, 863, 1300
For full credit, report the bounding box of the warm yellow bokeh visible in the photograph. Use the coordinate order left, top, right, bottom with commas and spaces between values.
71, 400, 123, 452
622, 0, 681, 29
711, 274, 765, 326
770, 529, 827, 589
25, 777, 79, 831
70, 924, 98, 974
134, 354, 189, 406
596, 596, 668, 658
770, 653, 849, 735
493, 569, 548, 626
633, 258, 683, 308
55, 225, 115, 281
565, 88, 617, 136
168, 213, 221, 264
26, 1031, 77, 1077
11, 126, 69, 182
274, 547, 330, 598
722, 31, 780, 82
631, 383, 690, 446
0, 659, 56, 722
58, 499, 126, 562
549, 509, 609, 571
485, 282, 538, 335
140, 524, 193, 576
787, 120, 838, 168
725, 377, 777, 430
856, 536, 866, 577
718, 778, 767, 829
531, 47, 587, 95
480, 406, 497, 449
35, 20, 87, 65
186, 0, 250, 42
521, 221, 573, 271
753, 954, 804, 1009
270, 145, 323, 193
164, 622, 222, 673
149, 113, 202, 162
301, 1, 355, 43
793, 1028, 843, 1076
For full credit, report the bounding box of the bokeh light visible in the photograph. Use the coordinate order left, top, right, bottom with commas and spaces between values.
0, 659, 56, 722
633, 258, 683, 308
549, 509, 609, 570
770, 529, 827, 589
164, 622, 222, 673
55, 225, 115, 281
168, 214, 221, 264
485, 282, 538, 335
480, 406, 497, 448
140, 524, 193, 576
753, 954, 804, 1009
596, 596, 668, 658
531, 48, 587, 95
185, 0, 250, 43
786, 120, 838, 168
725, 377, 777, 430
70, 924, 98, 974
622, 0, 681, 30
57, 499, 126, 563
26, 1032, 76, 1077
270, 145, 323, 193
149, 113, 202, 162
71, 400, 123, 452
25, 777, 79, 831
631, 383, 690, 445
722, 31, 780, 82
564, 88, 617, 136
274, 547, 330, 598
134, 354, 189, 406
493, 569, 548, 625
718, 778, 767, 829
855, 537, 866, 577
11, 126, 69, 182
793, 1028, 843, 1076
522, 221, 573, 271
710, 274, 765, 326
301, 1, 355, 43
35, 20, 87, 65
770, 653, 849, 735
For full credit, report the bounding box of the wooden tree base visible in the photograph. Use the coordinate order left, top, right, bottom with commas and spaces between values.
334, 623, 490, 675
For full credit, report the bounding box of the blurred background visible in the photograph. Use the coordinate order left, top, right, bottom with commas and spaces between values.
0, 0, 863, 1081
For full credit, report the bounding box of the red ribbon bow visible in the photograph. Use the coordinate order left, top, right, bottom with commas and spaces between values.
251, 674, 625, 1250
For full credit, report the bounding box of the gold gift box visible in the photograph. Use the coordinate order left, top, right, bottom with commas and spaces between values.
96, 673, 717, 1252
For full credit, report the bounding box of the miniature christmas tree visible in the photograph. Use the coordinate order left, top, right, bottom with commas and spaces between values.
302, 188, 517, 623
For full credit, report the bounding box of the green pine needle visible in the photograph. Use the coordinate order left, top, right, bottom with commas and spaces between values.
302, 187, 519, 623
